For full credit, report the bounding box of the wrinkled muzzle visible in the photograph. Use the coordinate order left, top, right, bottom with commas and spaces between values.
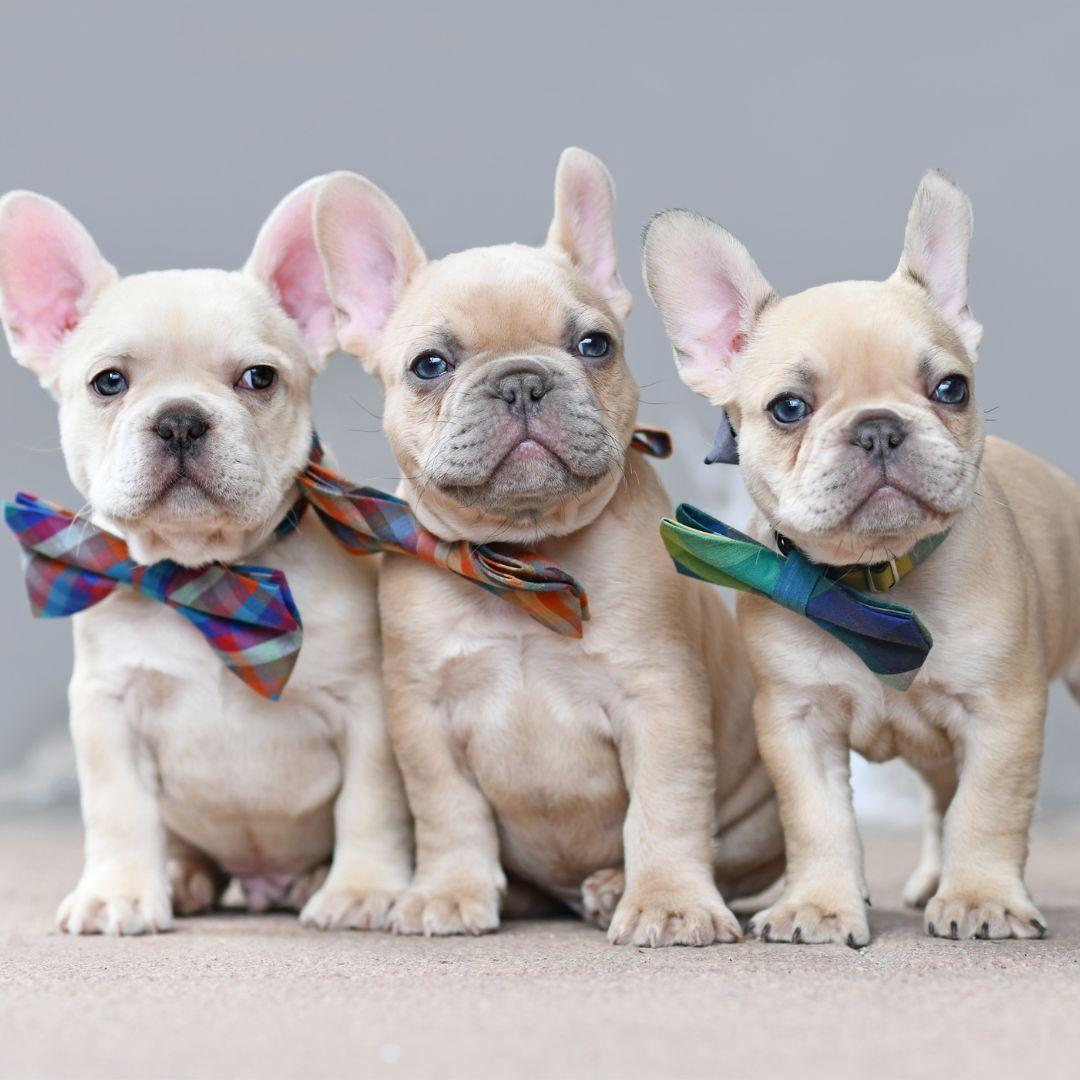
420, 356, 621, 510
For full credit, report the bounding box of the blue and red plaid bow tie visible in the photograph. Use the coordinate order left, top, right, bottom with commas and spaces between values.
5, 427, 671, 700
3, 493, 302, 699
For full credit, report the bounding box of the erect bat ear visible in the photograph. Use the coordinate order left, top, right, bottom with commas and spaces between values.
0, 191, 118, 388
546, 147, 632, 320
245, 175, 339, 370
314, 171, 426, 376
894, 169, 982, 360
643, 209, 775, 407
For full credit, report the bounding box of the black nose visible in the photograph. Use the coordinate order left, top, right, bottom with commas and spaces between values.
497, 370, 552, 412
852, 415, 906, 459
154, 408, 210, 453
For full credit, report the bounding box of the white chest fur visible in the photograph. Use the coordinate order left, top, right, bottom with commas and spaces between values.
69, 518, 382, 875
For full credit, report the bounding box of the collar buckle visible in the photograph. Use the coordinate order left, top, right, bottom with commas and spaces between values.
865, 556, 901, 592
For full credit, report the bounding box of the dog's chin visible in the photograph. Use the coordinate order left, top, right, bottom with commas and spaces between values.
783, 483, 959, 567
439, 439, 605, 514
846, 485, 939, 538
100, 476, 280, 567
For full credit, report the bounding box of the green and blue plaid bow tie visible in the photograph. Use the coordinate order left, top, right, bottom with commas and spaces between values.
660, 504, 947, 690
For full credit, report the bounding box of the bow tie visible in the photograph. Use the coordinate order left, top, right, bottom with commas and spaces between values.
659, 504, 946, 690
3, 493, 302, 700
294, 425, 672, 638
5, 427, 671, 699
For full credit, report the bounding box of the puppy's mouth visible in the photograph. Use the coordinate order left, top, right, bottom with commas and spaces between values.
432, 418, 614, 513
107, 461, 237, 529
149, 462, 224, 510
845, 475, 947, 536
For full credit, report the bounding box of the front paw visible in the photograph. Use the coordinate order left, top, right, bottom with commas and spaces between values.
582, 867, 625, 930
925, 886, 1047, 940
389, 883, 501, 937
300, 875, 401, 931
57, 875, 172, 936
749, 895, 869, 947
607, 881, 741, 947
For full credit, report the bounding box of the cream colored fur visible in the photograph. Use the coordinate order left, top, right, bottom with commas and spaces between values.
644, 171, 1080, 944
0, 182, 411, 935
314, 149, 783, 946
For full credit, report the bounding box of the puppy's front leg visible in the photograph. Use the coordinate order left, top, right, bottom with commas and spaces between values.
59, 673, 171, 935
300, 679, 414, 931
386, 685, 505, 937
748, 690, 870, 947
926, 683, 1047, 940
606, 676, 741, 947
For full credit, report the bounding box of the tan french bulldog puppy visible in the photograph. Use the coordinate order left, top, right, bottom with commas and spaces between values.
0, 181, 411, 934
314, 149, 784, 945
644, 171, 1080, 945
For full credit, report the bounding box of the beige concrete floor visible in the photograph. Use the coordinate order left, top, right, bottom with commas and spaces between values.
1, 814, 1078, 1080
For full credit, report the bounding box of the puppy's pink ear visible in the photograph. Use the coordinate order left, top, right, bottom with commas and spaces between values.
245, 176, 338, 369
895, 169, 983, 359
0, 192, 117, 387
643, 210, 774, 405
546, 148, 632, 320
314, 172, 425, 374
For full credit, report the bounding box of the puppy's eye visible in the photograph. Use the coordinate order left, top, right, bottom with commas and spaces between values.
931, 374, 969, 406
91, 369, 128, 398
576, 333, 611, 360
411, 352, 451, 380
768, 394, 811, 424
238, 365, 277, 391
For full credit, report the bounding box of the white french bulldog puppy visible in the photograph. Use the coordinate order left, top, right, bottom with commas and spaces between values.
0, 181, 411, 934
313, 149, 784, 946
644, 171, 1080, 944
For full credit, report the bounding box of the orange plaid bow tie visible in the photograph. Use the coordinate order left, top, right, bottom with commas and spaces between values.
295, 426, 672, 637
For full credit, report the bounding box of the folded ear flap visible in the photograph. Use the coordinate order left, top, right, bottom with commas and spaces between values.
0, 192, 117, 387
643, 210, 775, 405
313, 172, 426, 374
546, 148, 632, 320
895, 169, 983, 359
244, 176, 338, 370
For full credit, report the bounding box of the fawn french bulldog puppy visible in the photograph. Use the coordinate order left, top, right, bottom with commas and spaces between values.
313, 149, 783, 945
0, 181, 411, 934
644, 171, 1080, 944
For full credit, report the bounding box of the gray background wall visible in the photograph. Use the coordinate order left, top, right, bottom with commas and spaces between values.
0, 1, 1076, 815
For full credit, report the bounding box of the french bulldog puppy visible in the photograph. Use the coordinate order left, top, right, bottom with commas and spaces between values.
644, 171, 1080, 944
0, 181, 411, 934
313, 149, 784, 945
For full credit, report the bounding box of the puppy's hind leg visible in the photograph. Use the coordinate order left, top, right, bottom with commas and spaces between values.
501, 876, 564, 920
1064, 649, 1080, 707
581, 867, 624, 930
902, 759, 958, 909
166, 832, 228, 916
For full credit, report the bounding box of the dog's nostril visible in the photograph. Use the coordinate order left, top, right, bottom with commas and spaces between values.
498, 372, 551, 410
853, 417, 907, 458
154, 410, 210, 449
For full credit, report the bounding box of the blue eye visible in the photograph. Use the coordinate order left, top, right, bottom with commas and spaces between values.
91, 369, 128, 397
576, 333, 611, 359
411, 352, 451, 380
768, 394, 810, 424
238, 365, 277, 390
932, 374, 969, 405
